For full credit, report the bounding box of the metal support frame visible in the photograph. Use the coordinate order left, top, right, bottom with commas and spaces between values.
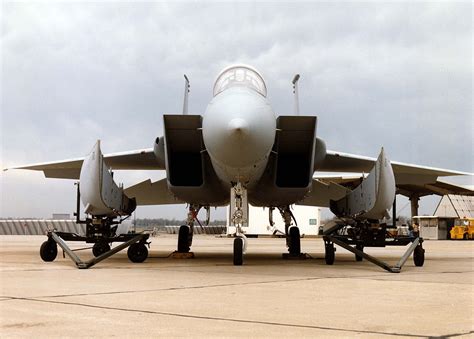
324, 234, 422, 273
49, 231, 149, 269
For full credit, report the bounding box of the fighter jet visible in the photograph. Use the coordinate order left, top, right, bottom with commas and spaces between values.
6, 64, 473, 269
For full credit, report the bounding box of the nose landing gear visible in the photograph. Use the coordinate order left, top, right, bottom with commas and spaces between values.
231, 183, 248, 266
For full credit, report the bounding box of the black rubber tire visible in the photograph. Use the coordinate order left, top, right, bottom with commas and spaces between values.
288, 227, 301, 255
355, 244, 364, 262
233, 237, 243, 266
413, 245, 425, 267
40, 240, 57, 262
92, 242, 111, 257
127, 243, 148, 263
177, 225, 190, 253
325, 243, 335, 265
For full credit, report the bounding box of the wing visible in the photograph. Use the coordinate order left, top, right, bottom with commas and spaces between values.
320, 150, 471, 177
4, 148, 164, 179
298, 150, 473, 207
124, 178, 183, 205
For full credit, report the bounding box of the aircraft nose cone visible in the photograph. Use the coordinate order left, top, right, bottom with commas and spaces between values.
228, 118, 249, 136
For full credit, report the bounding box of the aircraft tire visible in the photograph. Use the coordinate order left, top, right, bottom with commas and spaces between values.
233, 237, 243, 266
288, 227, 301, 255
177, 225, 190, 252
325, 243, 335, 265
355, 244, 364, 262
92, 242, 111, 257
40, 240, 57, 262
127, 243, 148, 263
413, 244, 425, 267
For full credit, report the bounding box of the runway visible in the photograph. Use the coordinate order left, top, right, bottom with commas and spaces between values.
1, 235, 473, 338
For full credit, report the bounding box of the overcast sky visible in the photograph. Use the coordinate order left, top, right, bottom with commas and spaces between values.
1, 1, 472, 221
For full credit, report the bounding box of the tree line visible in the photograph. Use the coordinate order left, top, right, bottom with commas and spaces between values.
134, 218, 227, 227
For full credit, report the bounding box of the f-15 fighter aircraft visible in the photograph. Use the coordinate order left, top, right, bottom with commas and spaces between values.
7, 64, 473, 269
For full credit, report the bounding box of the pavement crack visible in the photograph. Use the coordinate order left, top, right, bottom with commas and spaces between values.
8, 296, 435, 338
15, 274, 403, 299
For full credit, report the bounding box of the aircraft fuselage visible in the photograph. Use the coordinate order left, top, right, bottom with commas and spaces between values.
203, 86, 276, 188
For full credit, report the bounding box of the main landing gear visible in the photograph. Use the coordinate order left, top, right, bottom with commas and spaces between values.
278, 206, 303, 258
174, 205, 201, 258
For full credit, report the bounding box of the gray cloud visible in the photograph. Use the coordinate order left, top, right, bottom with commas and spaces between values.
1, 2, 472, 219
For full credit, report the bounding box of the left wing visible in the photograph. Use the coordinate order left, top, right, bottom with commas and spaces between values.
3, 147, 164, 179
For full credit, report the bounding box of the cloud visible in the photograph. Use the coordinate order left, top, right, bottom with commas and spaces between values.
1, 2, 472, 219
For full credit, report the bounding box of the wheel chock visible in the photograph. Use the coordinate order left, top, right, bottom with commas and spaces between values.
171, 251, 195, 259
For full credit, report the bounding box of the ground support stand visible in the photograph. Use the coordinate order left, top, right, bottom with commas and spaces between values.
45, 231, 150, 269
323, 233, 424, 273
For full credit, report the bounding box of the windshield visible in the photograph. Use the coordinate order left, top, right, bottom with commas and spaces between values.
213, 65, 267, 97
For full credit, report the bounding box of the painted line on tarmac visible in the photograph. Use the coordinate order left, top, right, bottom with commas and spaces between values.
6, 296, 473, 338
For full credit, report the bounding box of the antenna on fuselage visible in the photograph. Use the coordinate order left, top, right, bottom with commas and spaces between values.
183, 74, 190, 115
292, 74, 300, 116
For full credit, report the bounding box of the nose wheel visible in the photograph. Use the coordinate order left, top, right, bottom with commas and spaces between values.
233, 237, 244, 265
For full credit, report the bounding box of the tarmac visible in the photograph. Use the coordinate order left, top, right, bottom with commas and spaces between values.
1, 234, 473, 338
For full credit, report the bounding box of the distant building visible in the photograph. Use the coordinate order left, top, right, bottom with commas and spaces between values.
0, 219, 83, 235
413, 195, 474, 240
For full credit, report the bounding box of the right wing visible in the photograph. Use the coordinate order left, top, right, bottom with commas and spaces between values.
320, 150, 471, 177
4, 147, 164, 179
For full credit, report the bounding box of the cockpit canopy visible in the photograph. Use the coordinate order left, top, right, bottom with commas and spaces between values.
213, 65, 267, 97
